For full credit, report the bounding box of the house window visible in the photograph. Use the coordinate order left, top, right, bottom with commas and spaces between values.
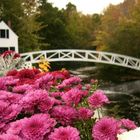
0, 47, 8, 54
0, 29, 9, 38
10, 47, 15, 51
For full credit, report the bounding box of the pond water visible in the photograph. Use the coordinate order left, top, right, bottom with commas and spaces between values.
103, 82, 140, 125
70, 66, 140, 125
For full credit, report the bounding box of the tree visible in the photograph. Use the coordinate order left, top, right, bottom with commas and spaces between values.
22, 0, 40, 16
18, 15, 43, 52
0, 0, 24, 31
96, 0, 140, 57
95, 0, 140, 81
38, 1, 101, 50
18, 0, 43, 52
37, 0, 73, 50
0, 0, 43, 52
63, 3, 100, 49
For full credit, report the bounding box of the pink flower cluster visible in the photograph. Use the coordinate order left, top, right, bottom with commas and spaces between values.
88, 90, 109, 108
49, 126, 80, 140
57, 76, 81, 89
51, 105, 78, 125
61, 88, 86, 106
93, 117, 119, 140
78, 107, 93, 120
0, 68, 137, 140
19, 90, 54, 114
92, 117, 137, 140
7, 114, 56, 140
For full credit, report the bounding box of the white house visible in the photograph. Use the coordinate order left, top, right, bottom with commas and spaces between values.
0, 21, 18, 53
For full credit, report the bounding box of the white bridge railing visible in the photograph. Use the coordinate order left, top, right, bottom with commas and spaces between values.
21, 49, 140, 71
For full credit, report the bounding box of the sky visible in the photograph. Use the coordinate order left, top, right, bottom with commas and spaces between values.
47, 0, 124, 14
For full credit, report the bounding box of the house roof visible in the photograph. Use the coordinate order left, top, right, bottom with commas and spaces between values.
0, 21, 18, 38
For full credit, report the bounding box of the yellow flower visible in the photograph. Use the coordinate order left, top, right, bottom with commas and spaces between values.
38, 56, 51, 72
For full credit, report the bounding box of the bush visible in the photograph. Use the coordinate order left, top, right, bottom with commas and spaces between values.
0, 68, 137, 139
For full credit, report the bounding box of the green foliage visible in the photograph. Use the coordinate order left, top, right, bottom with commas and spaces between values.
37, 1, 101, 50
18, 15, 43, 52
37, 1, 74, 50
95, 0, 140, 80
0, 0, 43, 53
0, 0, 101, 51
64, 3, 99, 49
0, 0, 24, 31
97, 0, 140, 57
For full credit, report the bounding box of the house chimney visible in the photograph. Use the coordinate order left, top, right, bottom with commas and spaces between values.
7, 20, 11, 28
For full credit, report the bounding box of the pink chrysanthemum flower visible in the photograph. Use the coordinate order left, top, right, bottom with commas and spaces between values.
0, 76, 14, 90
120, 118, 137, 130
92, 117, 118, 140
51, 97, 62, 105
5, 79, 19, 86
90, 79, 98, 84
78, 107, 93, 120
52, 71, 65, 80
38, 96, 54, 113
22, 114, 56, 140
50, 92, 63, 98
0, 121, 7, 134
57, 76, 81, 89
20, 90, 54, 113
62, 88, 84, 106
7, 118, 28, 135
51, 105, 77, 125
88, 90, 109, 108
35, 73, 54, 90
85, 84, 91, 90
0, 91, 22, 104
48, 126, 80, 140
0, 80, 6, 90
60, 69, 70, 78
0, 133, 21, 140
75, 84, 83, 90
0, 101, 8, 118
0, 101, 20, 122
12, 84, 31, 93
2, 104, 21, 121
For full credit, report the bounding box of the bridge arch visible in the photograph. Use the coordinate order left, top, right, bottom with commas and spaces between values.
21, 49, 140, 71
